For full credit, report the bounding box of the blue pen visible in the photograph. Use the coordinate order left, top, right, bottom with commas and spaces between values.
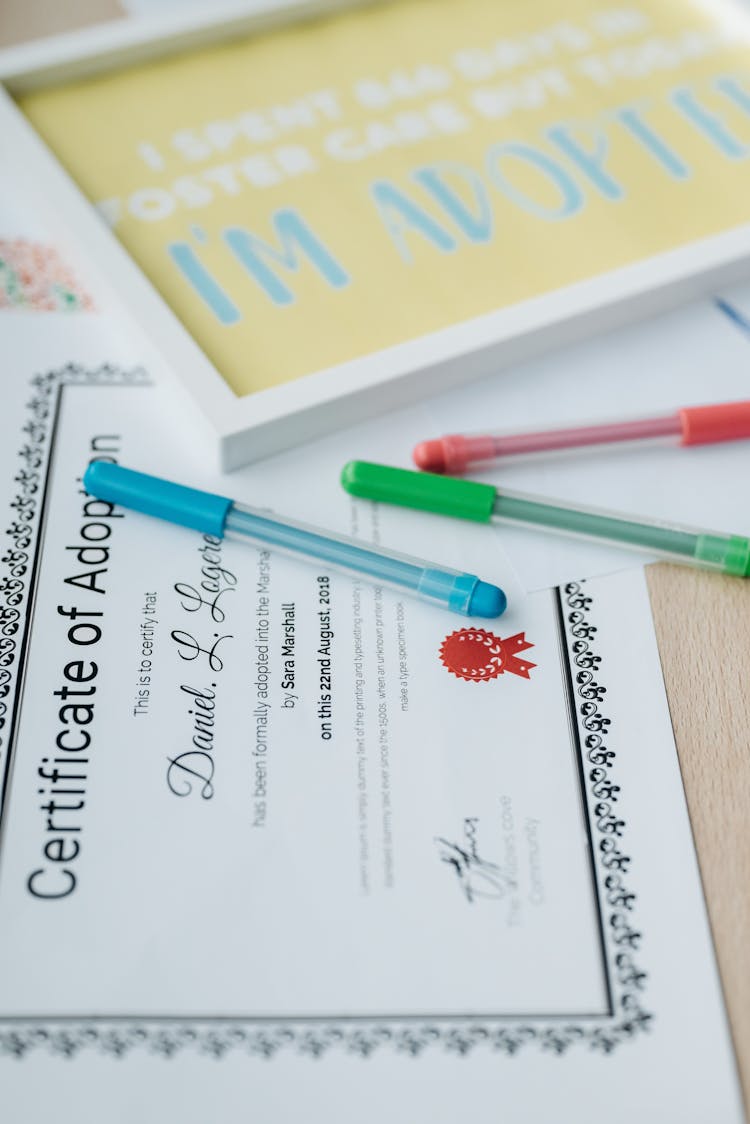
83, 463, 507, 619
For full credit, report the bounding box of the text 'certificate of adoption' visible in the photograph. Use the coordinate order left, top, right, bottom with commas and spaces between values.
0, 337, 743, 1122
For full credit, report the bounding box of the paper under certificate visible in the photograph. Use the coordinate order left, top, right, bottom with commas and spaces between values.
0, 345, 743, 1121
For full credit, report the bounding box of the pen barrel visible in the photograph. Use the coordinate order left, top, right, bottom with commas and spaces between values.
227, 502, 423, 588
418, 415, 681, 473
416, 401, 750, 472
226, 503, 505, 617
485, 414, 680, 462
491, 491, 750, 576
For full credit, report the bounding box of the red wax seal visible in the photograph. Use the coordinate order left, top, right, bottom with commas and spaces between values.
440, 629, 536, 682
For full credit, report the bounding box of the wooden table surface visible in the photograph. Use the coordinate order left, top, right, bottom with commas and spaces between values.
647, 564, 750, 1117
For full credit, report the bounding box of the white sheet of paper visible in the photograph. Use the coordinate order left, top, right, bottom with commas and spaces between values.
0, 307, 743, 1123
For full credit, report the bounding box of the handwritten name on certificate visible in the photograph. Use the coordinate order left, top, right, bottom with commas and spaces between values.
0, 355, 743, 1122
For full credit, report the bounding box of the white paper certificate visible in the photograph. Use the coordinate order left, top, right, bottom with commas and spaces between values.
0, 355, 744, 1122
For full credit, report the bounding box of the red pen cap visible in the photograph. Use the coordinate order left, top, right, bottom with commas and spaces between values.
679, 401, 750, 445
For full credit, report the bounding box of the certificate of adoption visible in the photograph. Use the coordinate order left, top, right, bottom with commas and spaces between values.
0, 337, 743, 1121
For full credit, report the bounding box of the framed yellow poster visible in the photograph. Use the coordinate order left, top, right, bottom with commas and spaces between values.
3, 0, 750, 467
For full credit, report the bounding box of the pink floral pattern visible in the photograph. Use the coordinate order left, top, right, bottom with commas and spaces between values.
0, 239, 94, 311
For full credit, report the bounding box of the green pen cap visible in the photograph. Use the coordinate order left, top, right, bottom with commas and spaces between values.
341, 461, 496, 522
695, 533, 750, 577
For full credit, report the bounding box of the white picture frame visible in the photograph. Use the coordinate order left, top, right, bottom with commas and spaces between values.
3, 0, 750, 470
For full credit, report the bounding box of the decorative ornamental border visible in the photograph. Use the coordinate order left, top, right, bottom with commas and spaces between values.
0, 369, 56, 805
0, 365, 150, 815
0, 374, 650, 1059
555, 581, 650, 1052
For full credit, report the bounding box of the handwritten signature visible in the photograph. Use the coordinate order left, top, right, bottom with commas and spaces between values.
435, 817, 514, 903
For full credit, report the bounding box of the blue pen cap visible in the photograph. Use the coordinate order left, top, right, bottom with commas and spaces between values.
417, 569, 506, 618
83, 462, 232, 538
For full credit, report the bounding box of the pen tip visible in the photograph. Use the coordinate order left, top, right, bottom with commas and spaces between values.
413, 440, 446, 473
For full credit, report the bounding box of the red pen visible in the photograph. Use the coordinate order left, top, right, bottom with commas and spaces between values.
413, 400, 750, 474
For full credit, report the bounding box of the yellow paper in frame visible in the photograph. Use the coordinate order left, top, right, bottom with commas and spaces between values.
18, 0, 750, 398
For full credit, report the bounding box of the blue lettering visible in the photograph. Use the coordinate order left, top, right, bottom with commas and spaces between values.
168, 242, 240, 324
672, 87, 749, 159
715, 75, 750, 118
547, 124, 624, 200
223, 209, 349, 305
486, 142, 584, 219
413, 163, 493, 243
614, 103, 690, 179
371, 180, 457, 262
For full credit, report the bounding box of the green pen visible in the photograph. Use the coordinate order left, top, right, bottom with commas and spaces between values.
340, 461, 750, 577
